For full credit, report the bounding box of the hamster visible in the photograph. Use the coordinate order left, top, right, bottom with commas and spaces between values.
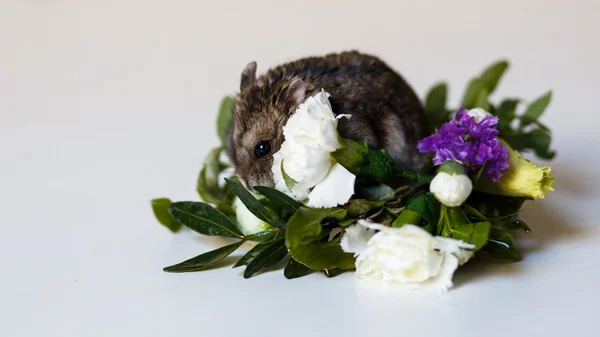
228, 51, 431, 189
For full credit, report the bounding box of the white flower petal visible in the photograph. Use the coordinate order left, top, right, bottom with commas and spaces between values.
418, 254, 459, 292
232, 197, 270, 235
467, 108, 492, 123
340, 223, 376, 257
271, 90, 347, 201
306, 163, 356, 208
352, 223, 468, 291
335, 114, 352, 120
434, 236, 475, 266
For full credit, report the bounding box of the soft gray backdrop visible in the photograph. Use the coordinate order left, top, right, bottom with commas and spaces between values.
1, 1, 598, 336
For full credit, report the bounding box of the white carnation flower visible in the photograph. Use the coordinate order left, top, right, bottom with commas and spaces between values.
272, 139, 333, 200
466, 108, 492, 123
232, 197, 270, 235
429, 171, 473, 207
342, 220, 474, 292
340, 222, 376, 257
307, 163, 356, 208
271, 90, 355, 207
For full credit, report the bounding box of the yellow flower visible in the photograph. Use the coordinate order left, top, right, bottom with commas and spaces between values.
475, 140, 554, 199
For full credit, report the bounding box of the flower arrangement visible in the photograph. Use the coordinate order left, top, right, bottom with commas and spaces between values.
151, 60, 555, 291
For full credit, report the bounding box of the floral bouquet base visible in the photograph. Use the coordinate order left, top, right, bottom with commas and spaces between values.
151, 60, 555, 291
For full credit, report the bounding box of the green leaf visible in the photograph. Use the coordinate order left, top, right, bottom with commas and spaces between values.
280, 160, 297, 192
474, 88, 491, 111
391, 209, 422, 228
196, 147, 233, 204
286, 207, 347, 247
331, 137, 368, 174
253, 186, 301, 214
243, 238, 288, 278
525, 128, 556, 159
164, 240, 244, 273
520, 91, 552, 128
466, 191, 527, 219
233, 238, 277, 268
151, 198, 182, 233
224, 178, 284, 229
244, 229, 279, 242
348, 199, 385, 217
425, 82, 448, 113
496, 99, 519, 124
285, 207, 354, 270
424, 82, 449, 127
450, 221, 491, 250
447, 207, 470, 226
333, 138, 432, 183
462, 203, 487, 220
284, 258, 314, 279
324, 268, 350, 278
461, 78, 484, 109
289, 241, 355, 270
404, 193, 440, 226
168, 201, 243, 238
479, 60, 509, 94
484, 228, 522, 261
216, 96, 233, 147
338, 218, 358, 227
491, 218, 531, 232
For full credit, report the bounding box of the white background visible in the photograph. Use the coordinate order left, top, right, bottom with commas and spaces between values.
1, 1, 599, 336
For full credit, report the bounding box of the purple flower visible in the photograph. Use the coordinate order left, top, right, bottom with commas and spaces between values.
417, 107, 509, 182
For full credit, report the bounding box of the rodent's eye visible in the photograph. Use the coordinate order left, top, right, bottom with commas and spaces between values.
254, 141, 272, 158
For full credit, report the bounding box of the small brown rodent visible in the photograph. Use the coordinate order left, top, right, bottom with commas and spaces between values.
228, 51, 431, 189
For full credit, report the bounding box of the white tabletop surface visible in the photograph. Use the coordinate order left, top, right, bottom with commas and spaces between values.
2, 1, 599, 336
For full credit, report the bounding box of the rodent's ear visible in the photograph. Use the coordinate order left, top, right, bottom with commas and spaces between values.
240, 61, 257, 90
278, 78, 306, 113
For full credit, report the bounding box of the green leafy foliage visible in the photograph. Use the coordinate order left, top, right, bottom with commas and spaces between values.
168, 201, 243, 238
285, 207, 354, 270
520, 91, 552, 128
151, 198, 182, 232
225, 178, 285, 229
424, 60, 556, 160
461, 78, 483, 108
244, 229, 280, 242
243, 238, 289, 278
216, 96, 233, 147
285, 207, 347, 247
348, 199, 385, 217
424, 82, 449, 127
332, 137, 433, 183
391, 209, 422, 228
233, 235, 279, 268
450, 221, 491, 250
284, 258, 314, 279
436, 206, 490, 251
253, 186, 301, 214
403, 193, 440, 226
155, 59, 553, 279
164, 240, 244, 273
324, 268, 350, 278
484, 228, 522, 261
479, 60, 509, 94
196, 147, 235, 207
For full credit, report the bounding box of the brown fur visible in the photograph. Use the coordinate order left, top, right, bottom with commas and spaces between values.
229, 51, 431, 189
